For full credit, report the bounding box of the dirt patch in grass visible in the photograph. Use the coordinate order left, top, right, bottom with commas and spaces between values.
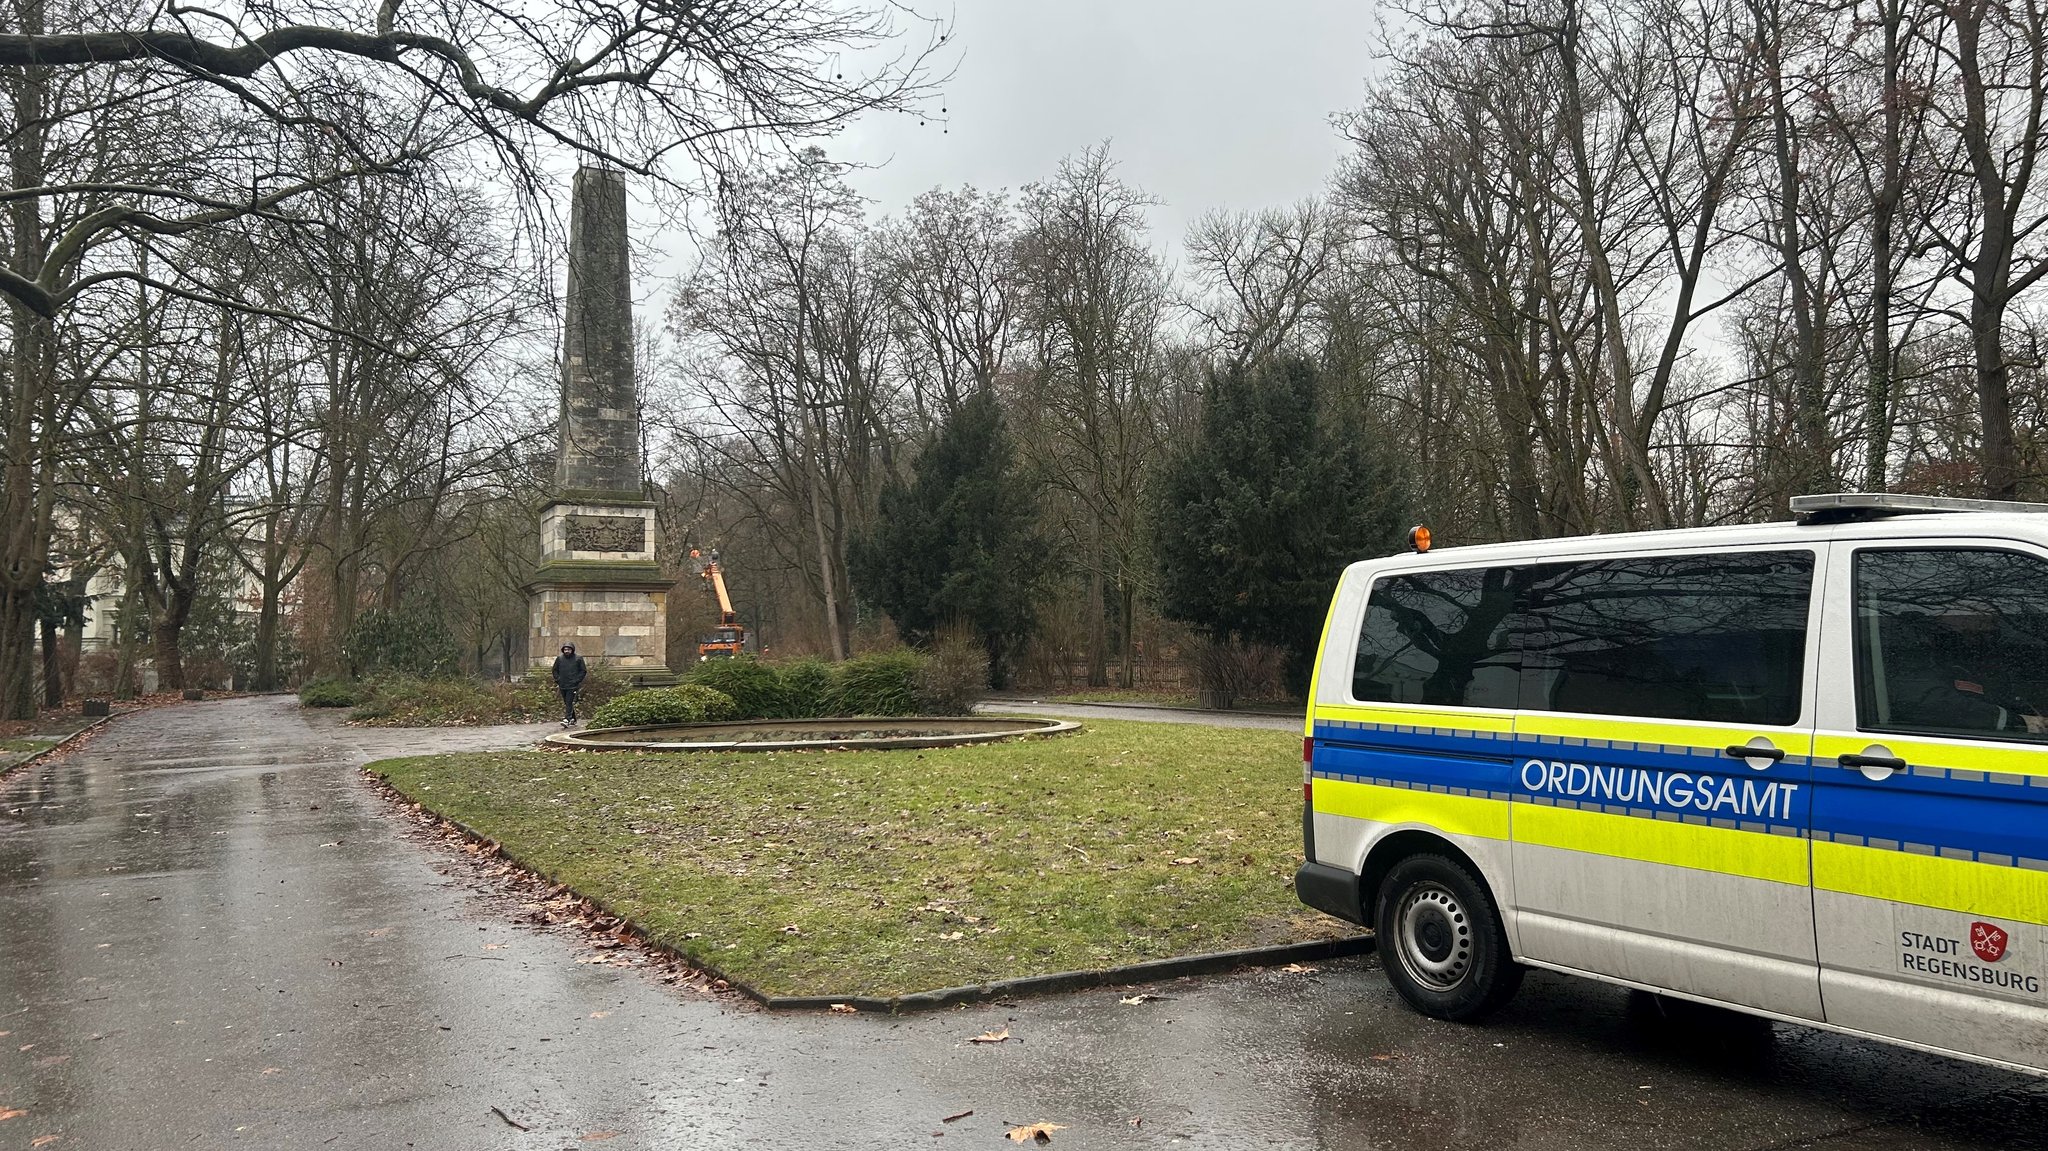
369, 719, 1348, 998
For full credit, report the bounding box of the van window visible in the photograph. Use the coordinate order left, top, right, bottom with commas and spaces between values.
1518, 551, 1813, 725
1353, 568, 1521, 708
1853, 548, 2048, 742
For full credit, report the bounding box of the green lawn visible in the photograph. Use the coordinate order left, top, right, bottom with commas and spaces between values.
369, 718, 1346, 998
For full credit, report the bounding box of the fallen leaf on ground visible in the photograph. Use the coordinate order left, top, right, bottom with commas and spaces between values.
261, 1067, 282, 1075
1118, 994, 1163, 1005
589, 1011, 610, 1019
1279, 963, 1319, 974
1169, 857, 1200, 866
968, 1028, 1012, 1044
828, 1004, 858, 1015
0, 1109, 24, 1121
1005, 1123, 1065, 1143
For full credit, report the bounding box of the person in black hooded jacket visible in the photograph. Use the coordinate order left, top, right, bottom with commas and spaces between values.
551, 643, 588, 727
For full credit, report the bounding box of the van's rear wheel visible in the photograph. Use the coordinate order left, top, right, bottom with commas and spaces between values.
1375, 854, 1522, 1021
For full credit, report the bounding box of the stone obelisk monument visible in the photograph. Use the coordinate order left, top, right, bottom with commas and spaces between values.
526, 167, 674, 683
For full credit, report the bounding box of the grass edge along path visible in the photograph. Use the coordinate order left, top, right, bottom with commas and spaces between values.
370, 718, 1359, 1000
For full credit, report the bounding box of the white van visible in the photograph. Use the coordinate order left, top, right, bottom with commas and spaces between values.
1296, 493, 2048, 1076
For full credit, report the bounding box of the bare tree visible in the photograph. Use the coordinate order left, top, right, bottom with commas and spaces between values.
1919, 0, 2048, 497
1015, 143, 1167, 687
874, 185, 1021, 429
672, 148, 891, 660
1183, 200, 1341, 368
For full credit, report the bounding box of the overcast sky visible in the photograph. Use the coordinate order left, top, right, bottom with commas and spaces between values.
625, 3, 1388, 319
818, 1, 1385, 255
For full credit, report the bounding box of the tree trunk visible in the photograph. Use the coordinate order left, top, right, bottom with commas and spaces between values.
1974, 303, 2019, 499
804, 458, 846, 661
1952, 1, 2027, 499
1864, 0, 1907, 491
1085, 543, 1107, 688
39, 613, 59, 707
0, 312, 47, 721
253, 587, 282, 692
1762, 7, 1832, 503
111, 576, 139, 700
152, 614, 187, 692
1116, 581, 1135, 689
1, 10, 49, 722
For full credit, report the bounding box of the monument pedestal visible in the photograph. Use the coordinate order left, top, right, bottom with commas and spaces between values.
527, 499, 675, 684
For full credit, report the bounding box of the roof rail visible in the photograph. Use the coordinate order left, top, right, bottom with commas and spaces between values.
1790, 492, 2048, 523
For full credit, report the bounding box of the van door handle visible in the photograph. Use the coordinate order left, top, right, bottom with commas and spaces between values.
1723, 744, 1785, 762
1839, 752, 1908, 772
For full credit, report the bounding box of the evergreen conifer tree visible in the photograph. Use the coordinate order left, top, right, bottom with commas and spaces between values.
851, 393, 1047, 687
1152, 355, 1408, 694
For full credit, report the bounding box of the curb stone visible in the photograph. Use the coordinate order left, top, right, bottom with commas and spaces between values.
759, 936, 1375, 1013
0, 710, 121, 788
980, 698, 1304, 720
366, 767, 1374, 1014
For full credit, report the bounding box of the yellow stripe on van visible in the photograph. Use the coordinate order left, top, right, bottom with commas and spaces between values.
1305, 589, 1342, 738
1812, 733, 2048, 779
1513, 803, 1810, 886
1312, 778, 1509, 841
1312, 702, 1514, 734
1814, 840, 2048, 926
1516, 712, 1810, 756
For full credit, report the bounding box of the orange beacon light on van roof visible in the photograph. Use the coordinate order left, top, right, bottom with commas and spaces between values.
1408, 525, 1432, 553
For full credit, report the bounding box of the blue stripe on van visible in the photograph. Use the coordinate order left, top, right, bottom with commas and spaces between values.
1312, 720, 2048, 867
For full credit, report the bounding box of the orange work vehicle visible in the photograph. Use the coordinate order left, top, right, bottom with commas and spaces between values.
690, 549, 746, 660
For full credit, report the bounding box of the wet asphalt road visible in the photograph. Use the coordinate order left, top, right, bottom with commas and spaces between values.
5, 698, 2048, 1150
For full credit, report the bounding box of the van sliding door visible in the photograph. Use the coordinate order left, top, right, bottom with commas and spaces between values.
1507, 548, 1823, 1020
1811, 541, 2048, 1069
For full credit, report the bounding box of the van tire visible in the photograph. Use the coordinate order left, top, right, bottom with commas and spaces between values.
1374, 853, 1522, 1021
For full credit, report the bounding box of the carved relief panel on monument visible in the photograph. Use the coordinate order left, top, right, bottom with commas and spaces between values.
564, 514, 648, 554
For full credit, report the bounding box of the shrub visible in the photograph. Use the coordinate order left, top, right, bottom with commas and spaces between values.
587, 685, 739, 730
686, 657, 789, 719
830, 649, 926, 717
1187, 637, 1285, 708
350, 676, 490, 724
915, 630, 989, 716
351, 676, 563, 726
76, 650, 137, 698
342, 607, 458, 679
777, 658, 837, 719
299, 680, 360, 708
572, 663, 629, 713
